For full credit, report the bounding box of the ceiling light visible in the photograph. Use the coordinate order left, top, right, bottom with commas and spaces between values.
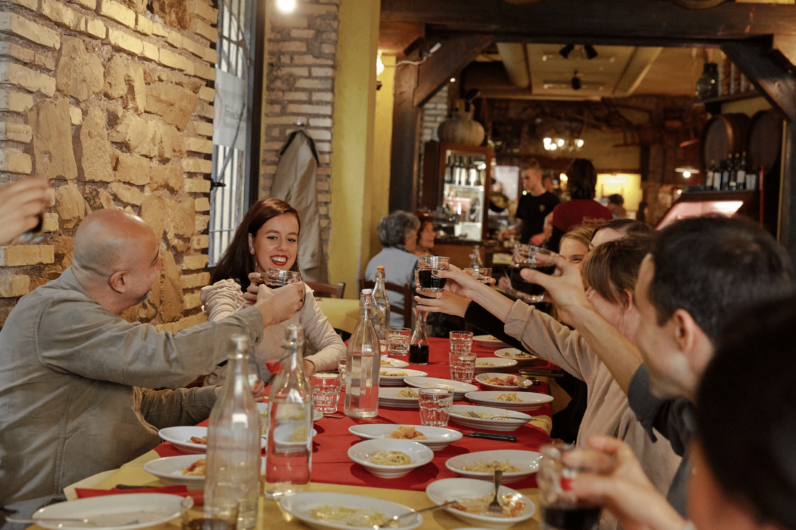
556, 139, 565, 147
450, 77, 456, 83
683, 171, 691, 179
543, 137, 552, 145
576, 139, 584, 147
584, 45, 598, 60
559, 44, 574, 59
571, 71, 582, 90
276, 0, 296, 12
560, 173, 568, 182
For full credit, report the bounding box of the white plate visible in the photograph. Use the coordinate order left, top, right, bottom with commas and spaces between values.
347, 439, 434, 479
279, 492, 422, 530
465, 391, 553, 412
473, 335, 510, 348
158, 426, 266, 454
473, 357, 518, 374
269, 422, 318, 446
380, 356, 409, 368
426, 478, 536, 529
348, 424, 463, 451
403, 377, 477, 400
449, 405, 532, 432
256, 402, 323, 422
445, 450, 542, 484
32, 494, 185, 530
143, 455, 205, 490
379, 368, 428, 386
475, 373, 531, 391
494, 347, 538, 366
379, 387, 421, 408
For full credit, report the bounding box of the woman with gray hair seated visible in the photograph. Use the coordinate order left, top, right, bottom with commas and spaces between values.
364, 211, 420, 327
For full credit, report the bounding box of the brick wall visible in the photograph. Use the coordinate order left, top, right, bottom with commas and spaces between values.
0, 0, 218, 331
422, 85, 448, 143
259, 0, 338, 262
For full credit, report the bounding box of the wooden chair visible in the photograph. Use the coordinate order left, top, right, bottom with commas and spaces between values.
306, 281, 346, 299
359, 279, 412, 328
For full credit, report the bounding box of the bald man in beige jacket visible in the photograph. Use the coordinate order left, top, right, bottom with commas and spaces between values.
0, 210, 304, 529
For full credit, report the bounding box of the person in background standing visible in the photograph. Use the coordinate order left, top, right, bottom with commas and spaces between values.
543, 175, 556, 194
607, 194, 628, 219
414, 213, 436, 257
548, 158, 613, 251
498, 159, 560, 246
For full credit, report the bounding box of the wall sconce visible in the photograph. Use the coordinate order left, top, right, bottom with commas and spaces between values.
276, 0, 296, 12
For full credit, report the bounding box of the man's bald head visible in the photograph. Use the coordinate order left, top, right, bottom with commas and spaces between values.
73, 210, 157, 280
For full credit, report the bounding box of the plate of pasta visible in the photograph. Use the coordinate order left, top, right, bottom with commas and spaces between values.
378, 387, 421, 408
348, 424, 463, 451
449, 405, 532, 432
426, 478, 536, 529
379, 368, 428, 386
494, 348, 538, 367
403, 377, 477, 400
473, 335, 510, 349
380, 356, 409, 368
473, 357, 517, 374
143, 455, 206, 490
159, 426, 267, 455
278, 492, 422, 530
464, 391, 553, 412
445, 450, 542, 484
347, 439, 434, 478
475, 373, 531, 391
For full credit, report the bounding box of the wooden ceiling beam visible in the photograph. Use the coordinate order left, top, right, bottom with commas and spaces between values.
414, 34, 494, 106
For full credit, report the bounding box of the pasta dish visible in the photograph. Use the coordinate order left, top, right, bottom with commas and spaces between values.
395, 388, 419, 398
289, 425, 308, 443
381, 370, 409, 377
506, 351, 534, 359
461, 460, 521, 473
388, 426, 427, 440
451, 411, 516, 421
476, 361, 494, 367
370, 450, 412, 466
187, 436, 207, 445
484, 376, 517, 387
309, 506, 388, 527
182, 458, 206, 476
431, 384, 456, 391
448, 494, 527, 518
380, 359, 394, 366
496, 393, 523, 402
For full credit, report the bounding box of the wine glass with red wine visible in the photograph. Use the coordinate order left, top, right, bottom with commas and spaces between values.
537, 444, 606, 530
510, 245, 558, 303
416, 256, 450, 298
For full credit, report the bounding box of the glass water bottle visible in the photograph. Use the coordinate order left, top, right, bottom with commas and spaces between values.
344, 289, 381, 418
372, 266, 391, 352
264, 325, 313, 499
205, 335, 261, 530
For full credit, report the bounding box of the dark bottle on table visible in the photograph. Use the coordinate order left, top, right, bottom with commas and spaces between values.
408, 305, 430, 365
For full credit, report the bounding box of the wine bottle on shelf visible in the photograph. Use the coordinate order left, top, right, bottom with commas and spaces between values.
444, 154, 453, 184
728, 153, 738, 191
705, 159, 716, 189
468, 157, 479, 186
736, 151, 747, 190
721, 158, 730, 190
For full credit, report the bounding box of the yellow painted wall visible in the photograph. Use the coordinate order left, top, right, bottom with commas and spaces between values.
596, 173, 642, 213
368, 55, 395, 267
329, 0, 380, 298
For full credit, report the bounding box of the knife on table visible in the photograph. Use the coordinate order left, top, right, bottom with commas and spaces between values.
466, 432, 517, 442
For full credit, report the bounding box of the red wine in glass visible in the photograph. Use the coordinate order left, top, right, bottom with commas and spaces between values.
417, 270, 446, 291
409, 343, 429, 364
542, 502, 601, 530
510, 264, 556, 297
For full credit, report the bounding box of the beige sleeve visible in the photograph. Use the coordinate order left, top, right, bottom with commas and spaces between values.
299, 291, 347, 372
201, 280, 247, 322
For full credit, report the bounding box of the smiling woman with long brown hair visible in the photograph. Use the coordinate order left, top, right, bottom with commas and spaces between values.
201, 198, 345, 385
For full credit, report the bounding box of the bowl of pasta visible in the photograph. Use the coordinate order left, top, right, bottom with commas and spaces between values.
473, 358, 517, 374
426, 477, 536, 529
348, 424, 463, 451
449, 405, 532, 432
159, 426, 267, 454
379, 387, 421, 408
474, 373, 531, 391
493, 348, 538, 367
143, 455, 206, 490
464, 391, 553, 412
445, 450, 542, 484
347, 439, 434, 479
379, 368, 427, 386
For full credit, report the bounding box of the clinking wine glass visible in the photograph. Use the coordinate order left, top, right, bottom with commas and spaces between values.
510, 245, 558, 303
416, 256, 450, 298
255, 269, 301, 289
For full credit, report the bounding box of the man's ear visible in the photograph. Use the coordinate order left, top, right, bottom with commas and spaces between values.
109, 270, 127, 294
671, 308, 699, 355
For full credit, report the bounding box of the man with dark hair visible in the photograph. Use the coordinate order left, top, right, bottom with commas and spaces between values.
590, 218, 654, 249
522, 214, 794, 516
499, 159, 559, 246
606, 194, 627, 219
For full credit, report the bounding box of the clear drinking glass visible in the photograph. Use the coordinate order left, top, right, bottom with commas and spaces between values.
311, 372, 341, 414
388, 327, 411, 356
538, 444, 605, 530
337, 359, 346, 380
258, 269, 301, 288
450, 353, 476, 383
465, 267, 493, 284
416, 256, 450, 298
450, 331, 473, 355
511, 245, 559, 303
418, 388, 453, 426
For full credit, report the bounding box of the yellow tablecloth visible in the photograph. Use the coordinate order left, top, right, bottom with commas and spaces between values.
36, 451, 542, 530
315, 298, 360, 334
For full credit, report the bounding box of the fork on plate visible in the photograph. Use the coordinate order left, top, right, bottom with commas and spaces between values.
487, 470, 504, 515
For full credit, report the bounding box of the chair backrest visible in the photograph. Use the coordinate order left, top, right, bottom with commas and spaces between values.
306, 281, 346, 299
358, 278, 412, 328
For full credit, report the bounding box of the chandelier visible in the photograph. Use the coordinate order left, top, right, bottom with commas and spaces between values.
543, 137, 584, 152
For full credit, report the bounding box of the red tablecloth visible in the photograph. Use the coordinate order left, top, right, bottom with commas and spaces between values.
154, 338, 552, 492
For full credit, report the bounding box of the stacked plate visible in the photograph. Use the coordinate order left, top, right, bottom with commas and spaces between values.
279, 492, 422, 530
465, 391, 553, 412
378, 387, 420, 409
379, 367, 427, 387
159, 426, 268, 454
445, 449, 542, 484
473, 357, 517, 374
348, 424, 463, 451
494, 347, 538, 367
475, 373, 532, 391
403, 377, 477, 400
448, 405, 531, 433
143, 455, 206, 490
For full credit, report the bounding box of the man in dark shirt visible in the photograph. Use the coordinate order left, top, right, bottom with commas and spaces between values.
499, 159, 559, 246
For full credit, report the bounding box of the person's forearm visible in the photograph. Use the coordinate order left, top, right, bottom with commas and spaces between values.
566, 302, 643, 394
467, 283, 516, 323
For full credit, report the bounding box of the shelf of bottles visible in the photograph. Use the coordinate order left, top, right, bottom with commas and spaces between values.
442, 150, 487, 241
703, 152, 759, 192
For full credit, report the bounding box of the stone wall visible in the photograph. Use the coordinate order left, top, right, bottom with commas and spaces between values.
0, 0, 218, 331
421, 85, 448, 143
259, 0, 338, 263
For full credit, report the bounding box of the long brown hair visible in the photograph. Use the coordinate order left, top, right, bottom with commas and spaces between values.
583, 234, 654, 308
212, 198, 301, 289
566, 158, 598, 200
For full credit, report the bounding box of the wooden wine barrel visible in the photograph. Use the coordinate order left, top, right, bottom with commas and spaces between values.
747, 110, 783, 175
700, 113, 750, 170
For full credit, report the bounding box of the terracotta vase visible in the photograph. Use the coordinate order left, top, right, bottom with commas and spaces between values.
438, 108, 485, 146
